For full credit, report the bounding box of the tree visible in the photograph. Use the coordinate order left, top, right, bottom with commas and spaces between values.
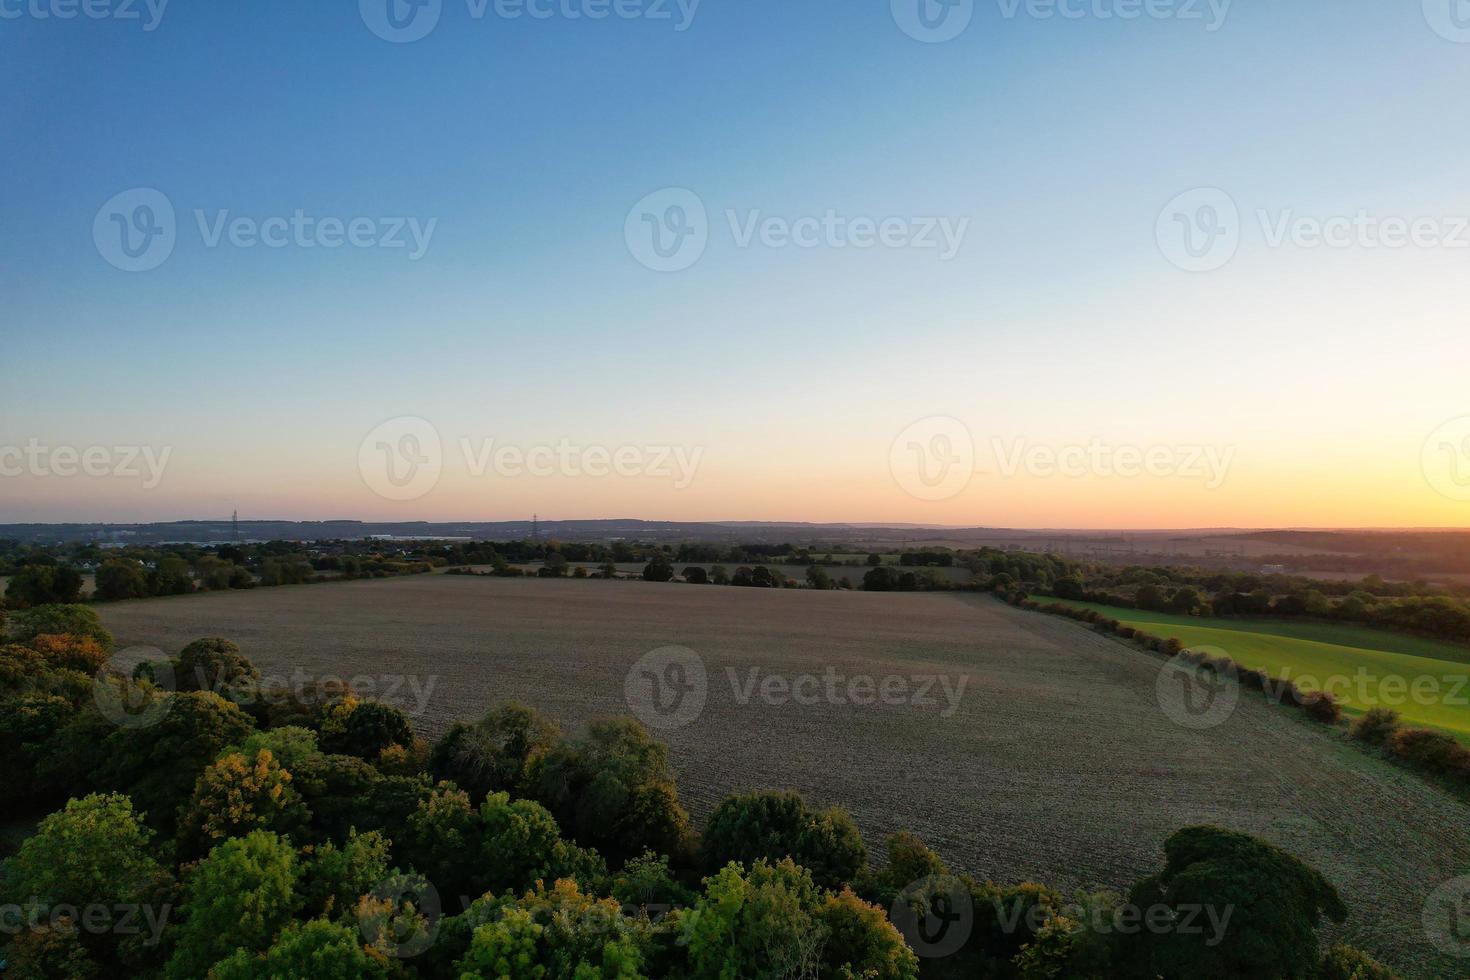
3, 793, 162, 914
211, 919, 389, 980
175, 637, 260, 696
177, 749, 309, 857
683, 859, 827, 980
535, 717, 694, 867
805, 565, 833, 590
429, 701, 559, 802
300, 829, 392, 920
701, 790, 866, 891
28, 633, 108, 674
643, 557, 675, 583
5, 565, 84, 608
455, 880, 647, 980
94, 560, 150, 601
864, 567, 899, 592
165, 831, 300, 980
711, 565, 730, 585
9, 605, 114, 653
820, 888, 920, 980
97, 691, 257, 833
1116, 826, 1347, 980
148, 555, 194, 596
866, 554, 883, 567
319, 698, 416, 761
683, 566, 709, 585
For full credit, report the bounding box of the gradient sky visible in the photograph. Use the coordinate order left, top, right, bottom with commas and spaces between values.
4, 0, 1470, 528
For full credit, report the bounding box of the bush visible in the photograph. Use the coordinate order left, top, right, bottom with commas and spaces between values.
1387, 727, 1470, 778
1350, 708, 1400, 745
1300, 692, 1343, 725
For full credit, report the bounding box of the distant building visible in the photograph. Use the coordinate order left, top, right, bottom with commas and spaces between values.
1261, 564, 1287, 575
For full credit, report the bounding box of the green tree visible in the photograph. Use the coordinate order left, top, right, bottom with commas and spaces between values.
5, 565, 84, 608
94, 559, 151, 601
319, 698, 416, 761
175, 637, 260, 696
1116, 826, 1347, 980
165, 831, 301, 980
211, 919, 389, 980
535, 717, 694, 867
9, 605, 114, 652
683, 566, 710, 585
428, 700, 559, 802
643, 557, 675, 583
2, 793, 163, 912
701, 790, 866, 891
682, 859, 827, 980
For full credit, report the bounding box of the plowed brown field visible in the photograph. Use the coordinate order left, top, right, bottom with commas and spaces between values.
99, 576, 1470, 977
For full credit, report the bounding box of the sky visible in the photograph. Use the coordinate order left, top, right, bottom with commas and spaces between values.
3, 0, 1470, 529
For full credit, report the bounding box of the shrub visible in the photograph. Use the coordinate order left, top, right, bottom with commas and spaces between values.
1300, 692, 1343, 725
1387, 727, 1470, 777
1350, 708, 1400, 745
1161, 638, 1184, 657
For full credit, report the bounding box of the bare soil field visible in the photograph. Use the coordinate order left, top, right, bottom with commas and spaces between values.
98, 577, 1470, 977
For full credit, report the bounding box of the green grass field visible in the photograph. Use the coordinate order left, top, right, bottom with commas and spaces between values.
1036, 598, 1470, 742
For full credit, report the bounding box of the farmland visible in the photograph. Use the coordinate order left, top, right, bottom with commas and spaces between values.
1036, 598, 1470, 743
97, 575, 1470, 977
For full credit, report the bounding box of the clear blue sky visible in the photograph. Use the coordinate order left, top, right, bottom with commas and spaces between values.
4, 0, 1470, 526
